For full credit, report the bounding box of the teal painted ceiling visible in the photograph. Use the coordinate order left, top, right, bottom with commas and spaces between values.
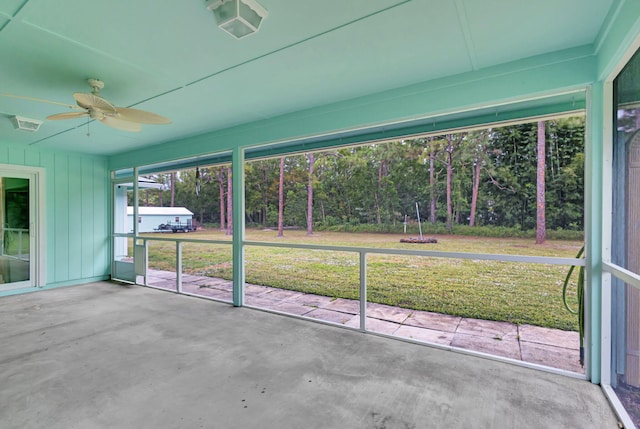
0, 0, 617, 156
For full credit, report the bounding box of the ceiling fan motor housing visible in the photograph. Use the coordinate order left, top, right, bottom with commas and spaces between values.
87, 78, 104, 94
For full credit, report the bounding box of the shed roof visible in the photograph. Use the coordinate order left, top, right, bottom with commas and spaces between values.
127, 207, 193, 216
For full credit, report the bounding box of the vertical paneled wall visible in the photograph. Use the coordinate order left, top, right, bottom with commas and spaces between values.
0, 142, 110, 286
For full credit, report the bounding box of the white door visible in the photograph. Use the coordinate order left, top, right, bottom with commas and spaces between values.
0, 167, 43, 291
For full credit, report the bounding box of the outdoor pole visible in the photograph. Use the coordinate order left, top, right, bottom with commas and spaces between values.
416, 202, 423, 240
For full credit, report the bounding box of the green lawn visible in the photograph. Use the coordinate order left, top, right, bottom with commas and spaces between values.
142, 229, 583, 331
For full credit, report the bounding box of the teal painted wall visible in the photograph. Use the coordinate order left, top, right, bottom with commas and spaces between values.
0, 142, 110, 287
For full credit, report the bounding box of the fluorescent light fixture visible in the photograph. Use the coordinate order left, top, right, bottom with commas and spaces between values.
205, 0, 268, 39
10, 115, 42, 132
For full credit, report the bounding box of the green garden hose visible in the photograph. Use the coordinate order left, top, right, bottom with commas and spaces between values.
562, 245, 585, 366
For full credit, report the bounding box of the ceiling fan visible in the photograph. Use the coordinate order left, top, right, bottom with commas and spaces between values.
3, 79, 171, 132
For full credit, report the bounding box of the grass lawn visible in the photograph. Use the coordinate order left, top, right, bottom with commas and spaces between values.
3, 230, 30, 257
141, 228, 583, 331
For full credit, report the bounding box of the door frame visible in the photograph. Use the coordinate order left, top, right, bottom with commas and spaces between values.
0, 164, 46, 290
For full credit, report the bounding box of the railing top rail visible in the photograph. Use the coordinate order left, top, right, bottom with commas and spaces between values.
603, 261, 640, 291
244, 240, 585, 266
128, 235, 232, 246
3, 227, 29, 232
112, 234, 585, 266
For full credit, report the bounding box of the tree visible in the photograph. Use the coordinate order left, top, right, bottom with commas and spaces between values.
442, 134, 465, 231
485, 123, 538, 229
468, 130, 490, 227
429, 140, 437, 224
148, 116, 583, 234
170, 172, 176, 207
217, 168, 226, 231
278, 157, 285, 237
536, 121, 546, 244
307, 153, 315, 235
545, 117, 585, 230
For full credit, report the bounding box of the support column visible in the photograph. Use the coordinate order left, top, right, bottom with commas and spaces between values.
133, 167, 139, 237
586, 82, 604, 383
232, 146, 245, 306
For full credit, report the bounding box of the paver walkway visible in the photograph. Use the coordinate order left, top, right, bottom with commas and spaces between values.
144, 269, 584, 374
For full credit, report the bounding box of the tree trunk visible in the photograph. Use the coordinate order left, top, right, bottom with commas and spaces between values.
226, 167, 232, 236
446, 160, 452, 230
170, 172, 176, 207
445, 137, 454, 231
278, 157, 285, 237
376, 159, 387, 224
374, 194, 382, 224
429, 145, 436, 224
469, 159, 481, 226
218, 169, 226, 231
307, 153, 314, 235
536, 121, 546, 244
262, 164, 268, 226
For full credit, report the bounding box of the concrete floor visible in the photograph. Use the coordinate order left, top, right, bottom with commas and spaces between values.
0, 282, 618, 429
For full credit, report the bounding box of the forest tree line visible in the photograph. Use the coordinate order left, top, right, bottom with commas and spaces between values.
136, 117, 585, 236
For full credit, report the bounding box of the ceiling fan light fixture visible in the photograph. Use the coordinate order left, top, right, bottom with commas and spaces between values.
10, 115, 42, 132
205, 0, 267, 39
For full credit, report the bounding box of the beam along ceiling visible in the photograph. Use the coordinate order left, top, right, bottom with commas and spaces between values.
0, 0, 616, 156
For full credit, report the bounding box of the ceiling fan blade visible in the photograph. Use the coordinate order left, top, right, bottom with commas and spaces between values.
73, 93, 116, 113
100, 115, 142, 132
0, 93, 80, 110
47, 111, 89, 120
116, 107, 171, 124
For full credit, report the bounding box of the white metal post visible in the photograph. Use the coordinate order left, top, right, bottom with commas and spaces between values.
176, 241, 183, 293
585, 82, 604, 383
360, 251, 367, 331
601, 79, 614, 386
144, 239, 149, 286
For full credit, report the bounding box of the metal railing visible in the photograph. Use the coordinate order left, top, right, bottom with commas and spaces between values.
245, 240, 585, 331
114, 234, 586, 332
109, 233, 592, 380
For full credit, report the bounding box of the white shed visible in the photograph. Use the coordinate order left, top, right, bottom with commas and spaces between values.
127, 207, 194, 233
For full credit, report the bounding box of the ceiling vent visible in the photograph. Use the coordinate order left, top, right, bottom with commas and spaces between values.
10, 116, 42, 132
